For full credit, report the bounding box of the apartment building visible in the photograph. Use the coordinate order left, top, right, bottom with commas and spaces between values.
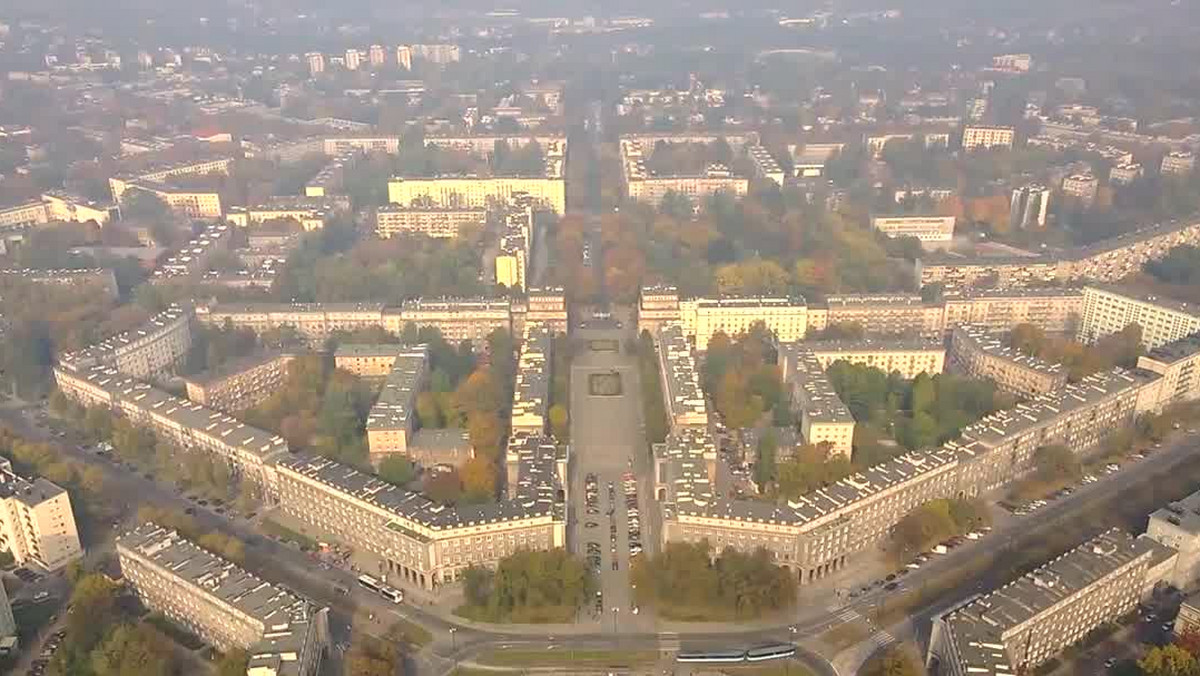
619, 139, 749, 207
226, 198, 338, 232
801, 338, 946, 379
663, 366, 1164, 584
122, 182, 223, 219
365, 346, 430, 465
1137, 332, 1200, 411
108, 157, 234, 204
304, 150, 355, 198
117, 524, 328, 676
322, 137, 400, 156
637, 285, 683, 334
664, 444, 960, 584
942, 287, 1084, 334
919, 220, 1200, 291
948, 325, 1067, 398
748, 145, 785, 186
514, 287, 569, 336
511, 324, 552, 434
40, 191, 115, 226
1111, 163, 1144, 186
374, 206, 486, 239
57, 304, 193, 381
1079, 284, 1200, 350
197, 299, 514, 348
0, 575, 14, 652
962, 126, 1015, 151
153, 223, 233, 281
783, 348, 855, 458
274, 441, 565, 591
927, 529, 1155, 676
0, 201, 52, 228
870, 215, 956, 249
811, 294, 944, 338
54, 366, 289, 497
653, 426, 717, 505
1162, 151, 1196, 177
1144, 486, 1200, 589
1061, 173, 1100, 206
1010, 184, 1051, 229
679, 296, 808, 351
387, 176, 566, 214
944, 368, 1157, 496
656, 324, 710, 429
0, 458, 83, 572
332, 344, 408, 378
387, 299, 513, 346
182, 352, 298, 412
496, 208, 532, 291
0, 267, 119, 299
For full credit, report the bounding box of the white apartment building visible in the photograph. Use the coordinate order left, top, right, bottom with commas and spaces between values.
870, 215, 956, 248
1079, 285, 1200, 351
962, 125, 1015, 151
0, 459, 83, 572
679, 296, 808, 350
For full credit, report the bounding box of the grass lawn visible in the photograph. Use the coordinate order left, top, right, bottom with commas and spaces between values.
261, 517, 317, 551
718, 661, 816, 676
589, 339, 620, 352
454, 603, 577, 624
478, 648, 659, 668
588, 372, 623, 396
386, 618, 433, 647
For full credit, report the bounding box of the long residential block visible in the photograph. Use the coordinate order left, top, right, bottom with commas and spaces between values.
57, 304, 193, 381
948, 325, 1067, 398
117, 523, 328, 676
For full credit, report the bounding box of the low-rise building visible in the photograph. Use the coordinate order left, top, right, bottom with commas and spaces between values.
1110, 162, 1144, 186
333, 344, 409, 378
948, 325, 1067, 398
748, 145, 785, 186
870, 215, 956, 249
365, 346, 430, 466
182, 352, 299, 412
620, 139, 749, 207
388, 176, 565, 214
0, 458, 83, 572
514, 287, 569, 335
407, 429, 475, 469
374, 206, 486, 239
226, 196, 343, 231
117, 524, 328, 676
927, 529, 1156, 676
1136, 332, 1200, 411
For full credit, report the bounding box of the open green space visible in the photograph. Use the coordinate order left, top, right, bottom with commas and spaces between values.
717, 661, 816, 676
387, 617, 433, 647
588, 372, 623, 396
478, 648, 659, 668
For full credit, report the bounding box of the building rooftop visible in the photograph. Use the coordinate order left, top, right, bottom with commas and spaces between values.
1085, 283, 1200, 319
365, 346, 430, 432
657, 324, 708, 424
952, 325, 1064, 376
117, 523, 322, 676
941, 529, 1153, 674
789, 349, 854, 424
58, 304, 190, 372
511, 324, 552, 426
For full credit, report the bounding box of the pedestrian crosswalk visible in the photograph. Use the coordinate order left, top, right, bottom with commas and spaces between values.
831, 607, 861, 624
869, 631, 895, 649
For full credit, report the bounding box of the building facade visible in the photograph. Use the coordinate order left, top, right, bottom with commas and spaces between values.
1079, 284, 1200, 350
948, 325, 1067, 398
182, 352, 299, 412
57, 304, 193, 381
374, 206, 486, 239
0, 459, 83, 572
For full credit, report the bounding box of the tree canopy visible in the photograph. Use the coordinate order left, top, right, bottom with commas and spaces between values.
458, 549, 595, 623
632, 541, 797, 621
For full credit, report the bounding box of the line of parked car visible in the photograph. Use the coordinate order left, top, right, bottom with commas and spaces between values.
623, 472, 642, 558
28, 629, 66, 676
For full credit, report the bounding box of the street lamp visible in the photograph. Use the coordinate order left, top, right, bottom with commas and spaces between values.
449, 627, 458, 668
611, 606, 619, 633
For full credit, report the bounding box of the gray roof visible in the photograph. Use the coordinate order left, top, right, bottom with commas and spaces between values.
58, 304, 190, 371
951, 325, 1063, 377
117, 524, 323, 676
278, 433, 563, 532
940, 529, 1153, 675
656, 324, 707, 424
365, 346, 430, 432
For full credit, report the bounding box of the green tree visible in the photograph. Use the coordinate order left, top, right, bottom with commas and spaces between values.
862, 645, 924, 676
378, 456, 416, 486
1139, 644, 1200, 676
424, 469, 463, 505
90, 623, 176, 676
216, 649, 250, 676
548, 404, 569, 441
753, 431, 778, 489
